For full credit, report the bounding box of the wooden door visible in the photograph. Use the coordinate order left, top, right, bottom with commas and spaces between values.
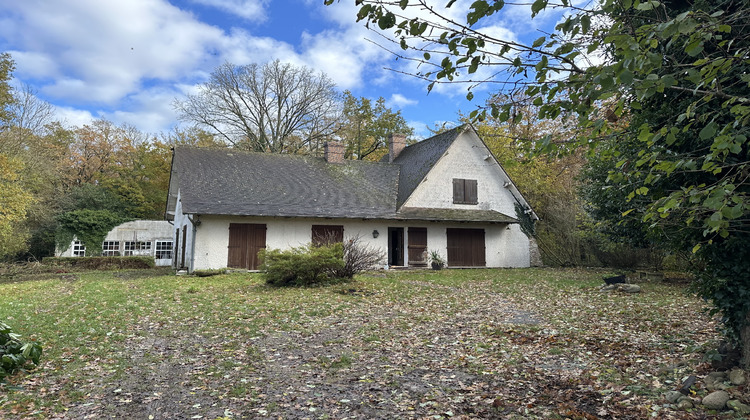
446, 228, 486, 267
228, 223, 267, 270
407, 227, 427, 266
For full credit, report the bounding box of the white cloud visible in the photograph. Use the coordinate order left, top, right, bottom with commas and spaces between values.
189, 0, 269, 22
215, 28, 298, 67
53, 106, 96, 128
104, 86, 184, 134
0, 0, 227, 104
388, 93, 417, 108
0, 0, 493, 134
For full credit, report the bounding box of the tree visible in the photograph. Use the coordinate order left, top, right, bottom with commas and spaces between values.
338, 91, 414, 160
0, 154, 33, 259
327, 0, 750, 365
472, 97, 590, 266
161, 126, 226, 148
0, 52, 14, 127
174, 60, 341, 153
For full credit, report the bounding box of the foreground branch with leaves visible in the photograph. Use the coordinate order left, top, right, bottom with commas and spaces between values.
326, 0, 750, 367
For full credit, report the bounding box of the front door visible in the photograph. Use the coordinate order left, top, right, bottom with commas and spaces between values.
407, 227, 427, 267
227, 223, 267, 270
388, 227, 404, 266
446, 228, 486, 267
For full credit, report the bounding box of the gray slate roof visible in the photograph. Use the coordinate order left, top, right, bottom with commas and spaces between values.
172, 148, 399, 219
395, 207, 517, 223
168, 125, 519, 223
391, 127, 459, 206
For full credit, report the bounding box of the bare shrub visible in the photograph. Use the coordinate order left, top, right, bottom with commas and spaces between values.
329, 234, 385, 279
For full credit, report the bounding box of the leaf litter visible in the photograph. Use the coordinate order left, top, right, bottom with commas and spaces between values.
0, 268, 734, 419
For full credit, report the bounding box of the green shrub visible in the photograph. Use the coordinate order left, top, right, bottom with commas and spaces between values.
1, 321, 42, 381
260, 243, 345, 287
42, 256, 155, 270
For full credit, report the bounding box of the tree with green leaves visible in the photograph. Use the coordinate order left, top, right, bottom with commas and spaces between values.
0, 154, 33, 259
472, 98, 590, 266
338, 91, 415, 160
0, 52, 14, 127
327, 0, 750, 365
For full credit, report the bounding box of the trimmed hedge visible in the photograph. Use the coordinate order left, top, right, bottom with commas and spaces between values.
42, 256, 156, 270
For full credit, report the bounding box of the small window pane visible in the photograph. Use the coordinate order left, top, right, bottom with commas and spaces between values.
123, 241, 151, 256
155, 241, 173, 260
102, 241, 120, 256
72, 240, 86, 257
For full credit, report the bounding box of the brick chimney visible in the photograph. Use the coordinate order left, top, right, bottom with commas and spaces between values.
388, 133, 406, 163
324, 141, 344, 164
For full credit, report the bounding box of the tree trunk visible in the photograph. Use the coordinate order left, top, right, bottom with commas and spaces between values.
742, 310, 750, 369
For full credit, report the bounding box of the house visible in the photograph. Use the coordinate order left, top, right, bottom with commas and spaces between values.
165, 124, 538, 272
56, 220, 174, 266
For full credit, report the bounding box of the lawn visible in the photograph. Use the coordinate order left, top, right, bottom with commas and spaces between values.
0, 267, 733, 419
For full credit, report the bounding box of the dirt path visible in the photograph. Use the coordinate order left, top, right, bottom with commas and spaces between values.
61, 282, 550, 419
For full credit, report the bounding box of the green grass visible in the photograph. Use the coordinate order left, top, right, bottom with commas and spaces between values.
0, 267, 725, 419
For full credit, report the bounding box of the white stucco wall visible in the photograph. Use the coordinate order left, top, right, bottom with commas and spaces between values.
404, 129, 517, 215
402, 129, 531, 268
187, 215, 529, 271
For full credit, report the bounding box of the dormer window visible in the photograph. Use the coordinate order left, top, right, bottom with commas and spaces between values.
453, 179, 478, 205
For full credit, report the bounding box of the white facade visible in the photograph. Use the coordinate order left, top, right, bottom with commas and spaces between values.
171, 129, 533, 272
57, 220, 174, 266
171, 213, 530, 272
404, 130, 520, 215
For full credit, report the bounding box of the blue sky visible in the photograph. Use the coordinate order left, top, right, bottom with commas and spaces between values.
0, 0, 564, 139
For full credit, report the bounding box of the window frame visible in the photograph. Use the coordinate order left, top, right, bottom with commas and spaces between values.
155, 240, 173, 260
72, 240, 86, 257
123, 241, 151, 256
102, 241, 120, 256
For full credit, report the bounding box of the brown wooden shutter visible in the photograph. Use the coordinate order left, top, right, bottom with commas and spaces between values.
228, 223, 267, 270
311, 225, 344, 246
407, 227, 428, 266
466, 179, 478, 204
453, 178, 464, 203
446, 228, 485, 267
227, 223, 247, 268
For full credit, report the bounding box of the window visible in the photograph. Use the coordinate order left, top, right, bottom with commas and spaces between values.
123, 241, 151, 256
72, 240, 86, 257
155, 241, 173, 260
453, 178, 478, 204
102, 241, 120, 256
311, 225, 344, 246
